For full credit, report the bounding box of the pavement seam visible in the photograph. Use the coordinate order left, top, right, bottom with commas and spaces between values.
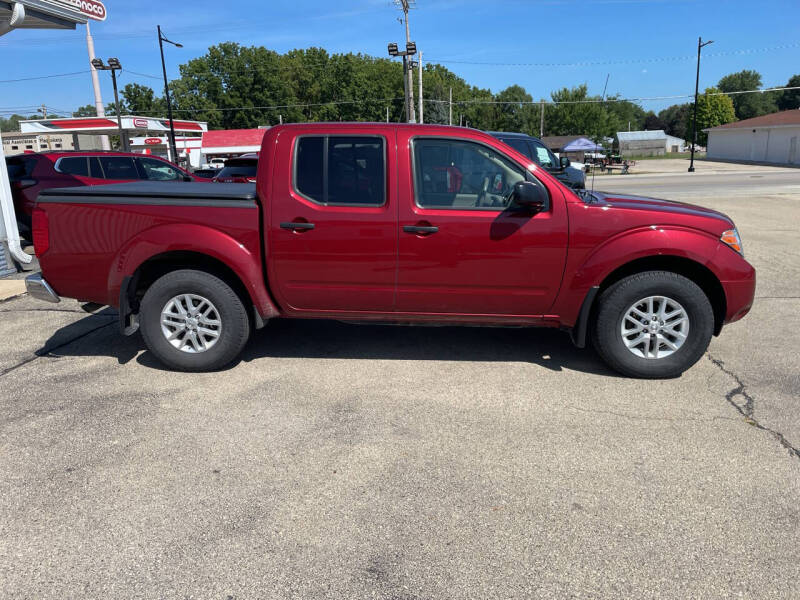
707, 353, 800, 462
0, 318, 116, 379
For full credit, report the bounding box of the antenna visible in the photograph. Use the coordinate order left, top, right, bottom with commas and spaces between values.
590, 73, 610, 196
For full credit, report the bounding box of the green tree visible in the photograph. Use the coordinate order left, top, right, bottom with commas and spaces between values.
547, 85, 608, 137
73, 104, 98, 117
643, 111, 667, 131
0, 113, 31, 132
776, 74, 800, 111
606, 99, 646, 134
718, 69, 776, 120
119, 83, 165, 116
687, 87, 735, 146
658, 103, 692, 140
492, 85, 536, 133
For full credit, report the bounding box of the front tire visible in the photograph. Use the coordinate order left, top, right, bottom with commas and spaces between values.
140, 269, 250, 371
592, 271, 713, 378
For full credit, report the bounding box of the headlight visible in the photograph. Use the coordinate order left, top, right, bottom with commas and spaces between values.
720, 228, 743, 256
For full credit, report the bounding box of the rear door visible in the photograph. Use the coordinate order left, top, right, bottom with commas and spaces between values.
268, 128, 397, 314
395, 133, 568, 317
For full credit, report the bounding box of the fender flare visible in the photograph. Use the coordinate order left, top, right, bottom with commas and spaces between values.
108, 223, 279, 326
559, 226, 725, 331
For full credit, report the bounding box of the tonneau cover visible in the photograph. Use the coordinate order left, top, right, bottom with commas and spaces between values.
40, 181, 257, 201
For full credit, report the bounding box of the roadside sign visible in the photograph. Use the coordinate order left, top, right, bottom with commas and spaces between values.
44, 0, 107, 21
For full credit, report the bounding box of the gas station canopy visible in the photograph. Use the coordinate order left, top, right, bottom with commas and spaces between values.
21, 115, 208, 135
0, 0, 105, 34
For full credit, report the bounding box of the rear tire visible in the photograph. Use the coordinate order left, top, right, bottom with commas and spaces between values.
592, 271, 713, 378
140, 269, 250, 371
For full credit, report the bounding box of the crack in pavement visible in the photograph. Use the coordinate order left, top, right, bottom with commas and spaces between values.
708, 353, 800, 461
0, 318, 116, 378
566, 404, 736, 424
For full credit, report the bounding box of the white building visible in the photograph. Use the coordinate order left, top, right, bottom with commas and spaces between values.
705, 110, 800, 166
617, 130, 689, 157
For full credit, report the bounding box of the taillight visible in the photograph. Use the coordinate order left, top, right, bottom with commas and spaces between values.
32, 208, 49, 257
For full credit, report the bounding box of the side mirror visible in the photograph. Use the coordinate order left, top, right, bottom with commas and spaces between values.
560, 156, 571, 169
511, 181, 549, 212
183, 175, 194, 182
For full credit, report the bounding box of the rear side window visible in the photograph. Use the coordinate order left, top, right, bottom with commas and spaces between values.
137, 157, 183, 181
501, 137, 533, 160
97, 156, 139, 180
55, 157, 89, 176
294, 136, 385, 206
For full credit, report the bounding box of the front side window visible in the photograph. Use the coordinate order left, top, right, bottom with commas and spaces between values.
138, 157, 183, 181
56, 157, 89, 177
413, 138, 527, 210
531, 141, 558, 169
295, 136, 385, 206
97, 156, 138, 180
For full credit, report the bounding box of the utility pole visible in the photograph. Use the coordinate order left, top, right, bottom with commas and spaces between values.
400, 0, 416, 123
418, 50, 423, 124
85, 21, 110, 150
386, 106, 390, 123
539, 101, 544, 137
449, 87, 452, 126
689, 37, 713, 172
39, 104, 52, 151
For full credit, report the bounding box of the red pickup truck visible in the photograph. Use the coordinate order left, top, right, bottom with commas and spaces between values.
25, 123, 755, 378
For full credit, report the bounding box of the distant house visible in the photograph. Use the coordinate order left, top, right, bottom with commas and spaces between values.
616, 130, 688, 157
542, 135, 604, 162
705, 110, 800, 166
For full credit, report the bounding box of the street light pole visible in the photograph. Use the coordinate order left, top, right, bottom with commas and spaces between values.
158, 25, 182, 164
91, 57, 127, 151
689, 36, 713, 173
387, 40, 417, 124
109, 65, 127, 151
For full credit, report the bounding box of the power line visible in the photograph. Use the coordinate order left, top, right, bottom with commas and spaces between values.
425, 42, 800, 68
24, 85, 800, 120
0, 71, 86, 83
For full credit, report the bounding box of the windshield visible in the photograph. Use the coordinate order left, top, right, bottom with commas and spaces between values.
217, 160, 257, 178
531, 142, 559, 169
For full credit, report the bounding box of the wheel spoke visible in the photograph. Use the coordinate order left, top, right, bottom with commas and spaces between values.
620, 295, 689, 360
161, 293, 222, 354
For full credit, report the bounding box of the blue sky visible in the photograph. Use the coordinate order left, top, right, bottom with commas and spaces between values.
1, 0, 798, 120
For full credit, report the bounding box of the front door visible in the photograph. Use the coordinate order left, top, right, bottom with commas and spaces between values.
396, 135, 568, 318
268, 130, 397, 314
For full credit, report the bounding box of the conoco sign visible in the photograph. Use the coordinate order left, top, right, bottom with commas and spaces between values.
144, 138, 162, 145
49, 0, 108, 21
133, 118, 149, 128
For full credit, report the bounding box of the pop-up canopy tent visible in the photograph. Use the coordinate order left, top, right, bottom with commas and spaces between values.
1, 0, 104, 275
562, 137, 605, 153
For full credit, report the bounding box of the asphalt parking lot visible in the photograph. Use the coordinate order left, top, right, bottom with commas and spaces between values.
1, 160, 799, 598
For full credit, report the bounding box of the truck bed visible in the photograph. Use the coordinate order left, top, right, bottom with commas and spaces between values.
35, 181, 263, 308
39, 181, 257, 207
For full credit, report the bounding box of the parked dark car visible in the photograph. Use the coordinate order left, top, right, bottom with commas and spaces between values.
212, 154, 258, 183
192, 168, 222, 179
6, 150, 199, 230
488, 131, 585, 189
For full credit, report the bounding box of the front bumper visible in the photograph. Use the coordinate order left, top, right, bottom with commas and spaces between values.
25, 273, 60, 304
